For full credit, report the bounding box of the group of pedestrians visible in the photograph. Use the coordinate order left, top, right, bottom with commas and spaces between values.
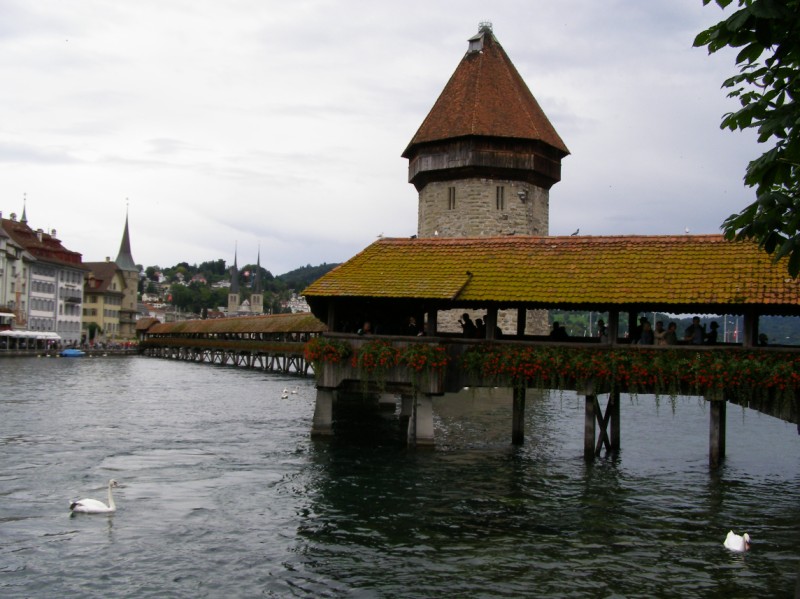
459, 313, 502, 339
629, 315, 719, 345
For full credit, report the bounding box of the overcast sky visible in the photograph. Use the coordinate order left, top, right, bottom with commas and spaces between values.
1, 0, 759, 275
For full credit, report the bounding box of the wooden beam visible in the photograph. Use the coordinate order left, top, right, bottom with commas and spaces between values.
608, 311, 619, 346
425, 309, 438, 336
584, 394, 596, 461
517, 307, 526, 337
486, 308, 498, 341
610, 390, 620, 450
594, 395, 612, 455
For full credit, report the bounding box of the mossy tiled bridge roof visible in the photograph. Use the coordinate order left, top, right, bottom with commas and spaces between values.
303, 235, 800, 315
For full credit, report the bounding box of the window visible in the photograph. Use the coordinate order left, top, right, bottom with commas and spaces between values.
448, 187, 456, 210
496, 186, 505, 210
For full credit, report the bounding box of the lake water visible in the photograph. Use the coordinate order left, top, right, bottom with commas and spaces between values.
1, 355, 798, 598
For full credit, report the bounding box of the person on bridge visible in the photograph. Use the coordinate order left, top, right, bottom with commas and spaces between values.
684, 316, 705, 345
459, 313, 477, 338
550, 322, 568, 341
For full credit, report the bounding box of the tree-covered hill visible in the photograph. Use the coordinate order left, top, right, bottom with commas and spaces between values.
138, 259, 339, 316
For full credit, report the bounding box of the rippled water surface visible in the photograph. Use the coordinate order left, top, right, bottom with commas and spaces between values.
1, 356, 799, 598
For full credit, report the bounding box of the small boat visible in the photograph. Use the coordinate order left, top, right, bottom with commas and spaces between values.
60, 348, 86, 357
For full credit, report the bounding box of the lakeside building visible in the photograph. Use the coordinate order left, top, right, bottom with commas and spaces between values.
0, 207, 87, 346
82, 212, 142, 342
82, 259, 126, 343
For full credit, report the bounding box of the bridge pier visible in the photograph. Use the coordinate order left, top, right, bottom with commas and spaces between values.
311, 388, 335, 437
404, 393, 434, 448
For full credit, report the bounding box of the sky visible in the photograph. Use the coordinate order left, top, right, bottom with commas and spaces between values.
0, 0, 761, 275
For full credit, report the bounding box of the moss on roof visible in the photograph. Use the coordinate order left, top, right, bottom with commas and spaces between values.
147, 312, 326, 335
303, 235, 800, 310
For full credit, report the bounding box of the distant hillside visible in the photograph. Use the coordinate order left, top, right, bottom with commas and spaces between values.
278, 263, 339, 292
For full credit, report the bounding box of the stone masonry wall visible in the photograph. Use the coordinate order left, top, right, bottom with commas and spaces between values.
417, 178, 549, 238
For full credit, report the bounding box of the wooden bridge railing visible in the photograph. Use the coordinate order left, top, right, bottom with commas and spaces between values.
311, 333, 800, 430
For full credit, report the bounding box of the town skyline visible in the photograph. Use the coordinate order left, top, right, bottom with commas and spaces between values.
2, 1, 760, 274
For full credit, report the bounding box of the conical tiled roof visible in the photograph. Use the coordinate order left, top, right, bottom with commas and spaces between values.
115, 213, 138, 272
403, 25, 568, 157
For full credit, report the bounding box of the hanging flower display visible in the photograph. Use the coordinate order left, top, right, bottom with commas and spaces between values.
303, 336, 352, 370
461, 344, 800, 405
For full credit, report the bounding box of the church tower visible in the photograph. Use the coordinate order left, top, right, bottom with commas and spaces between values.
115, 210, 139, 339
403, 23, 569, 238
250, 247, 264, 315
227, 247, 240, 315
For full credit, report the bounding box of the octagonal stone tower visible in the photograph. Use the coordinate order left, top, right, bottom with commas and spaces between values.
403, 23, 569, 238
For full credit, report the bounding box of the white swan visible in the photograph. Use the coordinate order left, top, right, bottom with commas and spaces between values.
70, 479, 119, 514
723, 530, 750, 552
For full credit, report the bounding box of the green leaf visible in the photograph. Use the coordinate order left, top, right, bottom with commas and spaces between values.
736, 42, 765, 64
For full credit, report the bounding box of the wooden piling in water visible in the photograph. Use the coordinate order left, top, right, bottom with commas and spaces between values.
512, 386, 526, 445
709, 399, 727, 468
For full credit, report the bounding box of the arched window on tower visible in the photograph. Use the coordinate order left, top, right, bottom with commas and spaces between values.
496, 186, 505, 210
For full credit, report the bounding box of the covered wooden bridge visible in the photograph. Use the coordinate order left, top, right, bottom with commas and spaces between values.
302, 234, 800, 466
138, 312, 326, 374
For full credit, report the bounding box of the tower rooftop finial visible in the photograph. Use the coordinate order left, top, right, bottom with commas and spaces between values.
478, 21, 492, 33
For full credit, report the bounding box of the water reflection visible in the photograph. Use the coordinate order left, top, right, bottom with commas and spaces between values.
1, 357, 798, 597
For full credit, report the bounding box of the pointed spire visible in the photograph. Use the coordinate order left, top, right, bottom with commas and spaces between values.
229, 243, 240, 293
20, 193, 28, 224
253, 245, 262, 293
115, 202, 138, 271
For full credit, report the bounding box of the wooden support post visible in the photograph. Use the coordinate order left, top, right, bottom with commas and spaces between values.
584, 394, 596, 461
517, 307, 526, 337
486, 308, 498, 340
326, 302, 336, 332
610, 390, 620, 451
742, 311, 758, 348
628, 311, 638, 342
512, 386, 526, 445
425, 309, 438, 337
709, 399, 727, 468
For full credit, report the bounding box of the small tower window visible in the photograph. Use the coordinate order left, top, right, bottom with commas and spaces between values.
496, 186, 505, 210
448, 187, 456, 210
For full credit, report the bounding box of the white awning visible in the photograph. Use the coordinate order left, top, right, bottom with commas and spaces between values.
0, 330, 61, 340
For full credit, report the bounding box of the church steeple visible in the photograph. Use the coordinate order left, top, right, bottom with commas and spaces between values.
228, 245, 240, 314
115, 207, 137, 271
250, 246, 264, 314
113, 205, 139, 339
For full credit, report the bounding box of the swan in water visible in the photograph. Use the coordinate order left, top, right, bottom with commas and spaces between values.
723, 530, 751, 552
70, 479, 119, 514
